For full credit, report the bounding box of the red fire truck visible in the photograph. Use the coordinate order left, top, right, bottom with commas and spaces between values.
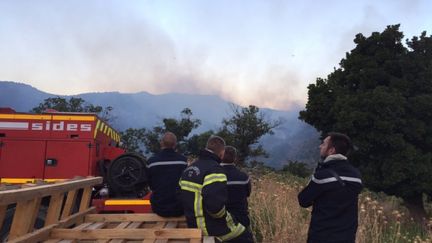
0, 107, 151, 213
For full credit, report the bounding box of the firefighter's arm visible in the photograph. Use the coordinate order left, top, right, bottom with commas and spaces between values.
202, 172, 228, 218
297, 170, 329, 208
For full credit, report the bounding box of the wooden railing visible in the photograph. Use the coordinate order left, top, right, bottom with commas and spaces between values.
0, 177, 102, 242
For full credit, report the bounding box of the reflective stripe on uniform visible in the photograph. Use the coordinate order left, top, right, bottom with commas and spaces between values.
216, 212, 245, 241
208, 206, 226, 218
203, 173, 227, 187
148, 161, 188, 168
179, 179, 208, 235
312, 175, 362, 184
227, 177, 250, 185
179, 180, 202, 192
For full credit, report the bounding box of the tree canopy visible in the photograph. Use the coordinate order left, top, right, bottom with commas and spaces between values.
217, 104, 280, 166
299, 25, 432, 218
31, 96, 114, 122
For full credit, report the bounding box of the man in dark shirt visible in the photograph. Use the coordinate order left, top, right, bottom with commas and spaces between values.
147, 132, 187, 217
298, 132, 363, 243
221, 146, 252, 226
221, 146, 254, 242
179, 136, 253, 242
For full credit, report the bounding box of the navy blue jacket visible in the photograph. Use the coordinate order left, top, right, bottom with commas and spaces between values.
147, 148, 187, 217
179, 150, 246, 242
220, 163, 251, 227
298, 155, 363, 242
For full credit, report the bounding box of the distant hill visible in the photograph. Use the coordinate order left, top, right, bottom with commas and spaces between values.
0, 81, 320, 168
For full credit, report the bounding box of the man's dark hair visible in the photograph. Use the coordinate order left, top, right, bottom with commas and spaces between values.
206, 135, 226, 154
328, 132, 353, 156
223, 146, 237, 164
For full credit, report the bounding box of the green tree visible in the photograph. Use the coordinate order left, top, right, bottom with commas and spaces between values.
217, 104, 280, 166
120, 128, 146, 153
143, 108, 201, 154
299, 25, 432, 220
31, 96, 114, 122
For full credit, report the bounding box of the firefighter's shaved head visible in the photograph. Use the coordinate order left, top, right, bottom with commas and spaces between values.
160, 132, 177, 149
206, 135, 226, 158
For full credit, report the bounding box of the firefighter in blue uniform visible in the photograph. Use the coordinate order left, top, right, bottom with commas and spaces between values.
298, 132, 363, 243
147, 132, 188, 217
179, 136, 252, 242
221, 146, 254, 242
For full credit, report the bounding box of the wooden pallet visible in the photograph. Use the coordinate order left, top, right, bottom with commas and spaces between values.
44, 214, 210, 243
0, 177, 214, 243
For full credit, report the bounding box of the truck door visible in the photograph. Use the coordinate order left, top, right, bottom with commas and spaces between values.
0, 140, 46, 180
44, 141, 91, 179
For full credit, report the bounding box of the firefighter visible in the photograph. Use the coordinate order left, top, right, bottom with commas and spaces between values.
298, 132, 363, 243
179, 136, 252, 242
220, 146, 254, 242
147, 132, 187, 217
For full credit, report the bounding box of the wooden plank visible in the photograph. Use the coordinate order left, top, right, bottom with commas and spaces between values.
29, 197, 42, 232
86, 222, 107, 230
85, 214, 186, 223
127, 222, 143, 229
154, 222, 166, 228
0, 204, 7, 231
79, 186, 93, 212
0, 177, 102, 206
142, 222, 166, 243
45, 193, 65, 226
73, 222, 94, 230
58, 223, 107, 243
203, 236, 216, 243
50, 229, 202, 240
8, 224, 56, 243
61, 190, 77, 219
105, 221, 143, 243
59, 223, 103, 243
43, 240, 61, 243
58, 240, 77, 243
9, 198, 41, 240
97, 222, 131, 243
58, 207, 97, 229
154, 222, 178, 243
8, 207, 95, 243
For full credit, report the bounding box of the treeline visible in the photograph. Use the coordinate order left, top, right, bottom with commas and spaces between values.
31, 98, 280, 167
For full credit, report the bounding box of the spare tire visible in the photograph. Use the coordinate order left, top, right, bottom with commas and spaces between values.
106, 153, 148, 197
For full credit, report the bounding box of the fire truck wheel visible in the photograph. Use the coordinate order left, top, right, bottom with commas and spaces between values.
107, 153, 147, 193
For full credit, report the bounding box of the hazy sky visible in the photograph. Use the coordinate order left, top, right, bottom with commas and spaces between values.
0, 0, 431, 110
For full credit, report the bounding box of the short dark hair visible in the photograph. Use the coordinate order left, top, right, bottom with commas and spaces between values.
206, 135, 226, 154
223, 146, 237, 163
328, 132, 352, 156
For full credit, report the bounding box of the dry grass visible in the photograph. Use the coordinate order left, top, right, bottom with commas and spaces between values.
248, 171, 432, 243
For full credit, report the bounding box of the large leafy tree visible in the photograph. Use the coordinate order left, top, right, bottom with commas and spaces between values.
120, 128, 146, 153
299, 25, 432, 219
143, 108, 201, 154
217, 104, 280, 166
31, 96, 114, 122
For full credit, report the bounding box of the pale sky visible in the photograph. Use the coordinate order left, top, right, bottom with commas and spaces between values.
0, 0, 430, 110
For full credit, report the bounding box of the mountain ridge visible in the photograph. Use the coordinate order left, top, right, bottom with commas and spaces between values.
0, 81, 320, 168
